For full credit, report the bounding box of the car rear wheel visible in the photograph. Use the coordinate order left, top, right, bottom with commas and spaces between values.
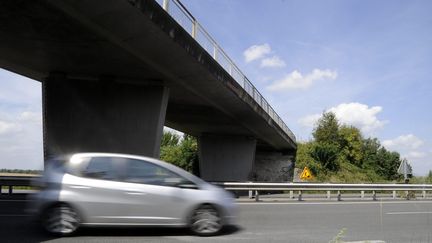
190, 204, 222, 236
42, 204, 80, 236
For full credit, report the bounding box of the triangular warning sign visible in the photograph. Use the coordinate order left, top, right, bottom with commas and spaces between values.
300, 167, 313, 180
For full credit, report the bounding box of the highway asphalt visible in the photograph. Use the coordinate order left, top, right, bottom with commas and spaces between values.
1, 196, 431, 243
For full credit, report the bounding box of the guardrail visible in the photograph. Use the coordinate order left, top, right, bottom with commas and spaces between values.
0, 176, 38, 195
215, 182, 432, 201
152, 0, 296, 142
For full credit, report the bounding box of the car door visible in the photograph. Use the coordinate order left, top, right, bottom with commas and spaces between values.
66, 156, 132, 224
119, 158, 195, 225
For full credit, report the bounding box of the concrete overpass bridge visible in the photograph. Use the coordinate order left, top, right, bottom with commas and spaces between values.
0, 0, 296, 181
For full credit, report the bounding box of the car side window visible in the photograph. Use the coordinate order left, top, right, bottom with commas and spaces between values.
82, 157, 118, 181
124, 159, 189, 187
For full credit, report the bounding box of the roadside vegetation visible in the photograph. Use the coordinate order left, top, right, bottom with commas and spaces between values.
159, 131, 200, 176
296, 111, 418, 183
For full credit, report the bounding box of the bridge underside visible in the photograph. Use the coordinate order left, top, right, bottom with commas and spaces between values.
0, 0, 296, 181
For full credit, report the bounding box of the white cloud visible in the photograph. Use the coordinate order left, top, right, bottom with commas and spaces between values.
19, 111, 42, 125
260, 56, 286, 68
406, 151, 427, 159
243, 43, 271, 63
298, 102, 387, 134
0, 120, 20, 135
381, 134, 428, 175
328, 103, 387, 134
382, 134, 424, 150
267, 69, 337, 91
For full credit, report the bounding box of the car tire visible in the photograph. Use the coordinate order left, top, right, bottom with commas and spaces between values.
42, 203, 80, 236
190, 204, 222, 236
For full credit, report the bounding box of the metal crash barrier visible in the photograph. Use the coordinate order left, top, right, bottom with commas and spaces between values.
0, 175, 38, 195
213, 182, 432, 201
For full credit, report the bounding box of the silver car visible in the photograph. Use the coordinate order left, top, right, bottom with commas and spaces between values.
28, 153, 237, 236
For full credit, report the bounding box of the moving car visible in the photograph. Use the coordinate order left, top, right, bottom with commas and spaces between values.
28, 153, 236, 236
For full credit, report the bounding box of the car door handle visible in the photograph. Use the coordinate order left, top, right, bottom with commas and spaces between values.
124, 191, 146, 195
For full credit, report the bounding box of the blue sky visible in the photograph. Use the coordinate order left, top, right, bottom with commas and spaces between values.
0, 0, 431, 175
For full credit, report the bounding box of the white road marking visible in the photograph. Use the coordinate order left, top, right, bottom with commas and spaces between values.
386, 211, 432, 215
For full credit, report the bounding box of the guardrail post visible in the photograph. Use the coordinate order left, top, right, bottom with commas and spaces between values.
337, 191, 341, 201
0, 185, 2, 195
372, 191, 377, 201
213, 45, 217, 60
327, 190, 331, 199
8, 186, 13, 195
162, 0, 170, 12
405, 190, 409, 200
392, 190, 396, 199
255, 190, 259, 202
298, 191, 302, 201
422, 190, 426, 199
289, 190, 294, 199
191, 20, 197, 39
361, 190, 365, 199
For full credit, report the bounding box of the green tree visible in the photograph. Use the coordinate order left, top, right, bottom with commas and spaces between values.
338, 125, 363, 167
160, 132, 199, 174
161, 131, 180, 147
312, 112, 340, 146
376, 148, 401, 180
361, 137, 381, 169
310, 142, 340, 171
295, 142, 323, 175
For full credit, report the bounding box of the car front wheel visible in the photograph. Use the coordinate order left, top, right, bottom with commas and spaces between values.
190, 204, 222, 236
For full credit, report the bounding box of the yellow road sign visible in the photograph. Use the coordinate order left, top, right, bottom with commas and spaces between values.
300, 167, 313, 180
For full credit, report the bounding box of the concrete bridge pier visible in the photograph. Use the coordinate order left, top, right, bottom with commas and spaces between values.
198, 134, 257, 181
42, 73, 169, 164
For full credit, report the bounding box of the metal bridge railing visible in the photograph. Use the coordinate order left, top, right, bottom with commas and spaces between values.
214, 182, 432, 201
156, 0, 296, 142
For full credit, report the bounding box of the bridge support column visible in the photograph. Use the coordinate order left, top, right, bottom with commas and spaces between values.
198, 134, 256, 181
42, 75, 169, 164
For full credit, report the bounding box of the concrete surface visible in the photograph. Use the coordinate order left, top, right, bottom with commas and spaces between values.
43, 76, 169, 159
198, 134, 256, 181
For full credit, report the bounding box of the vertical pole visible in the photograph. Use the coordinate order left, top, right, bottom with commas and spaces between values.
361, 190, 365, 199
327, 190, 331, 200
337, 190, 341, 201
162, 0, 170, 11
372, 191, 377, 201
0, 185, 2, 195
289, 190, 294, 199
392, 190, 396, 199
8, 186, 13, 195
422, 190, 426, 199
191, 20, 197, 39
298, 191, 302, 201
213, 45, 217, 60
255, 190, 259, 202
